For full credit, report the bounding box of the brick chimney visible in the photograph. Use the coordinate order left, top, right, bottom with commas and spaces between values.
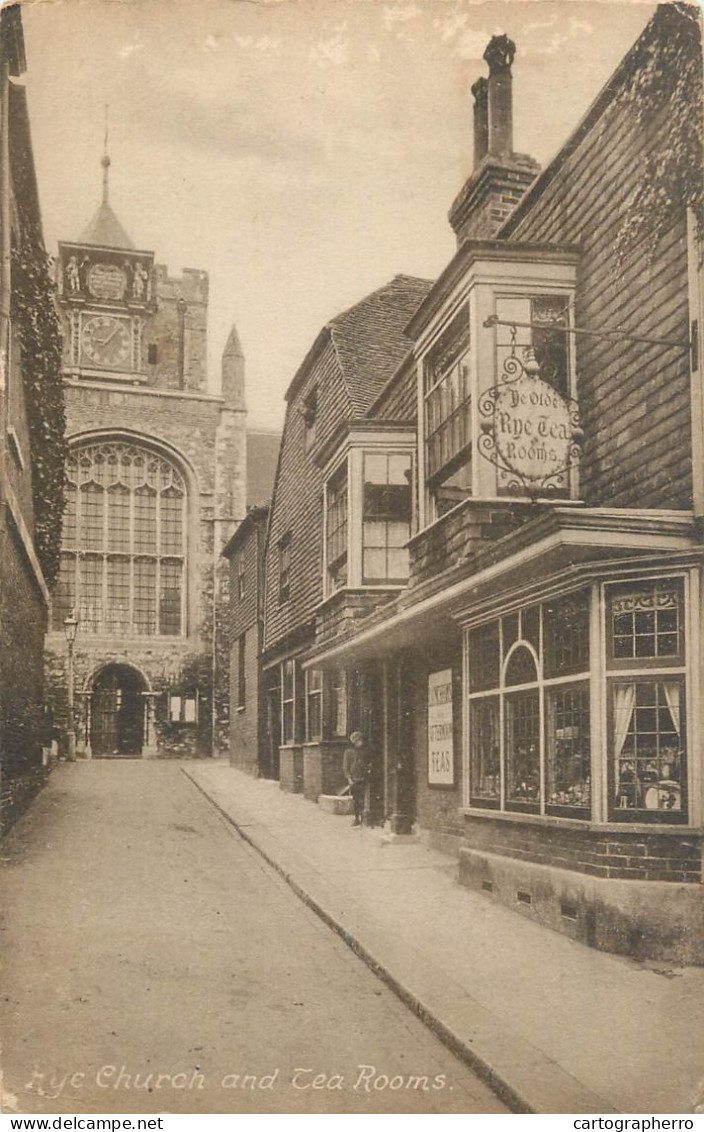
472, 78, 488, 167
449, 34, 539, 245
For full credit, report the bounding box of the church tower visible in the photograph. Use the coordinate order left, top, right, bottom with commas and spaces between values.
46, 146, 246, 759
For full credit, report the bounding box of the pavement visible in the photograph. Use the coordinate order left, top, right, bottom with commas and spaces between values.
184, 759, 704, 1116
0, 761, 506, 1116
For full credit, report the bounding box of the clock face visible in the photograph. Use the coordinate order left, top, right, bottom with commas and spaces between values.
81, 314, 131, 369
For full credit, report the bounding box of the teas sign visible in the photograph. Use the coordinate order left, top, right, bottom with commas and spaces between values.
428, 669, 454, 786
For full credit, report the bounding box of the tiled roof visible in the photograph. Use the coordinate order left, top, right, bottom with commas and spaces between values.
247, 429, 282, 508
80, 202, 135, 250
328, 274, 433, 416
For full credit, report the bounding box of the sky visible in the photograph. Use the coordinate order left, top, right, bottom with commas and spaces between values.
18, 0, 658, 429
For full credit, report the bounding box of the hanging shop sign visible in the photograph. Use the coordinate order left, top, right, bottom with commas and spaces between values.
478, 348, 582, 497
428, 669, 454, 786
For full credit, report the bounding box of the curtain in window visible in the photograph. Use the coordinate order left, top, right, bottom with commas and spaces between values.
613, 683, 636, 757
662, 682, 681, 736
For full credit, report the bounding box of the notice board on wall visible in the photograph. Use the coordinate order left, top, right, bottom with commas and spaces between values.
428, 669, 454, 786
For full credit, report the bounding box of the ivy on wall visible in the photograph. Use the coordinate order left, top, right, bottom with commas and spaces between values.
615, 2, 703, 266
11, 227, 67, 588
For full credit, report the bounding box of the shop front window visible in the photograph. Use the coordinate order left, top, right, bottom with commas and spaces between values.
282, 660, 295, 745
612, 681, 684, 816
332, 668, 348, 737
607, 578, 686, 822
505, 688, 540, 810
467, 591, 590, 817
546, 684, 591, 813
610, 581, 682, 661
469, 696, 500, 804
467, 577, 689, 823
306, 668, 323, 742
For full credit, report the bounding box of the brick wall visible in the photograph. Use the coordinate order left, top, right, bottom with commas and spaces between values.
449, 159, 539, 244
229, 622, 262, 776
1, 519, 49, 832
462, 816, 702, 883
409, 499, 530, 587
315, 589, 398, 646
412, 641, 464, 843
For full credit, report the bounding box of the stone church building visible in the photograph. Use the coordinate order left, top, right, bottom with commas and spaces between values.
45, 155, 246, 758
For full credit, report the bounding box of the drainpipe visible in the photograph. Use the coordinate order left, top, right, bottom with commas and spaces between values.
177, 297, 186, 389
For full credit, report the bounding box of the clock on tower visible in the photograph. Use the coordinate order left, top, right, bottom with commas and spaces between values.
57, 152, 155, 383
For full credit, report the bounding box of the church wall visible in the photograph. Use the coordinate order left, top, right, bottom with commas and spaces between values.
48, 168, 246, 760
144, 266, 209, 393
45, 381, 241, 758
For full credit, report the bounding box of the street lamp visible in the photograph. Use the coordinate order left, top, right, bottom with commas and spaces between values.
63, 610, 79, 762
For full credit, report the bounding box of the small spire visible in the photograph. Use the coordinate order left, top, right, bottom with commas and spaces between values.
101, 103, 111, 206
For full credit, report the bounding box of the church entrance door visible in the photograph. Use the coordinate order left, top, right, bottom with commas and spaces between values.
91, 664, 146, 758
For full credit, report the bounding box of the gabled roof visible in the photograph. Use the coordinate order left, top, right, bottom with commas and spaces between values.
247, 429, 282, 508
221, 504, 270, 559
286, 274, 433, 410
80, 202, 135, 250
329, 274, 433, 416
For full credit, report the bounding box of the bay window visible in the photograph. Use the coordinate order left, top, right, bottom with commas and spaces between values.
326, 462, 348, 592
495, 294, 569, 399
466, 576, 690, 824
362, 452, 411, 584
416, 245, 579, 521
424, 312, 471, 517
323, 437, 413, 594
606, 579, 686, 822
468, 592, 591, 817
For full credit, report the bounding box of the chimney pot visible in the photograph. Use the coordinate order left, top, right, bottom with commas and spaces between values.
484, 34, 516, 156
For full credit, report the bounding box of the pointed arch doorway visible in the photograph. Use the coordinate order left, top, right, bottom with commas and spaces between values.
90, 664, 147, 758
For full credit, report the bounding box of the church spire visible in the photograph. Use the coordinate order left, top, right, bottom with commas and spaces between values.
101, 103, 111, 206
79, 110, 135, 251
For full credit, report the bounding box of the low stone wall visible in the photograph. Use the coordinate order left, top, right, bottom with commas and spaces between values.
0, 763, 49, 836
459, 846, 704, 965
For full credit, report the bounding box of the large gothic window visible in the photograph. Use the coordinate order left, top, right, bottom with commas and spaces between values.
53, 441, 187, 636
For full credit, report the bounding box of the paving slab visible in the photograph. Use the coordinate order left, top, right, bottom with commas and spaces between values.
183, 760, 704, 1116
